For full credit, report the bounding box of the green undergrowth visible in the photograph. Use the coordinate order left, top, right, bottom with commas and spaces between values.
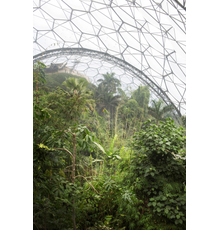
33, 63, 186, 230
34, 116, 185, 230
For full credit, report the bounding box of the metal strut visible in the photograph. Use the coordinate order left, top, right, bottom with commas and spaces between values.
33, 47, 183, 119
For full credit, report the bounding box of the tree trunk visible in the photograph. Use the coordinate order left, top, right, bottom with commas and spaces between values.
55, 132, 77, 230
73, 133, 76, 183
72, 133, 76, 230
125, 120, 127, 139
115, 106, 118, 135
108, 114, 110, 132
35, 67, 39, 104
73, 200, 76, 230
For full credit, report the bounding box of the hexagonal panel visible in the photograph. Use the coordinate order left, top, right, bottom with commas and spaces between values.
33, 0, 186, 116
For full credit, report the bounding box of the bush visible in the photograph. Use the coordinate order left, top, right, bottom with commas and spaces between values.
126, 118, 186, 229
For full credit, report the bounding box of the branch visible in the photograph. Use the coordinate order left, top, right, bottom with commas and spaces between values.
73, 175, 116, 196
53, 148, 73, 157
65, 130, 76, 136
73, 175, 100, 195
54, 129, 76, 136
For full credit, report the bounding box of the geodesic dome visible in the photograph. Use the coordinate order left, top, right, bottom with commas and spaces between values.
33, 0, 186, 118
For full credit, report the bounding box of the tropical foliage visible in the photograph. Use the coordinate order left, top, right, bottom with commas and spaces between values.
148, 99, 174, 124
33, 62, 186, 230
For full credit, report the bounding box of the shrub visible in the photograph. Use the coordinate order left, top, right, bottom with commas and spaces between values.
126, 118, 186, 229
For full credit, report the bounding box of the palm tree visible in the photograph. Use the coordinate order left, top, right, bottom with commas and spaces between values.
97, 72, 121, 94
95, 72, 122, 136
62, 77, 95, 110
131, 85, 150, 116
95, 80, 121, 113
62, 77, 88, 95
119, 107, 131, 139
148, 99, 174, 124
95, 83, 121, 135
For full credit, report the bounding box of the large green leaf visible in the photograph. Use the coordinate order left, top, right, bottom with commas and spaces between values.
93, 141, 106, 154
109, 134, 118, 153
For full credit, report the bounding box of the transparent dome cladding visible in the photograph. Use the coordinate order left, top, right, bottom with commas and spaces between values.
33, 0, 186, 116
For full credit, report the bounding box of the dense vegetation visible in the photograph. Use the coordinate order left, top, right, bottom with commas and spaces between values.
33, 62, 186, 230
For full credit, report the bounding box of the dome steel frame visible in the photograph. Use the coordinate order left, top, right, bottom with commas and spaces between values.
34, 47, 182, 117
33, 0, 186, 118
